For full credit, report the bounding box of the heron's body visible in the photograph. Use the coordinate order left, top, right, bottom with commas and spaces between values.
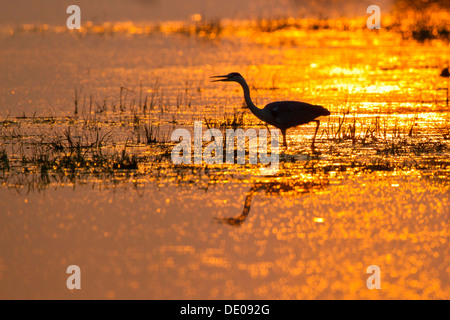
212, 72, 330, 149
261, 100, 330, 130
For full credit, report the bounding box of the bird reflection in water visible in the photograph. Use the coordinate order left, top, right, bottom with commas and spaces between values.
211, 73, 330, 150
214, 178, 329, 226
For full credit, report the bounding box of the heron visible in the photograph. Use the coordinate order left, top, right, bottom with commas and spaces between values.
440, 67, 449, 107
211, 72, 330, 150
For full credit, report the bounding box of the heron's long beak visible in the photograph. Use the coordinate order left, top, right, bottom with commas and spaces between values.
210, 75, 229, 82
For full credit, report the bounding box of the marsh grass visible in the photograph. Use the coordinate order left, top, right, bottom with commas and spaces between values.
323, 107, 445, 146
2, 110, 447, 174
1, 82, 449, 190
112, 142, 138, 170
375, 138, 448, 156
135, 120, 171, 145
204, 109, 247, 130
72, 81, 196, 128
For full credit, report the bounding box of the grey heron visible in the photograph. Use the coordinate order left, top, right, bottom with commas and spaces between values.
211, 72, 330, 150
440, 67, 449, 107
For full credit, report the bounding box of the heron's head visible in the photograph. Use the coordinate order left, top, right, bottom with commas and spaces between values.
210, 72, 244, 83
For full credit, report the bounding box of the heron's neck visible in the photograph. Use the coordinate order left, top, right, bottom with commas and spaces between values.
237, 78, 266, 122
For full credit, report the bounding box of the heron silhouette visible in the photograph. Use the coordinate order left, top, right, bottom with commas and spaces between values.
440, 67, 449, 107
211, 72, 330, 150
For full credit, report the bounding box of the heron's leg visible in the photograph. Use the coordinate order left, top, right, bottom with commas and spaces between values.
281, 129, 287, 148
311, 120, 320, 151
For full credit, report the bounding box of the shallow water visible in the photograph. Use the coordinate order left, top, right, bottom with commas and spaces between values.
0, 171, 448, 299
0, 16, 449, 299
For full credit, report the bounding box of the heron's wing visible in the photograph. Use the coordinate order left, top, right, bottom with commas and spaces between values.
265, 101, 330, 128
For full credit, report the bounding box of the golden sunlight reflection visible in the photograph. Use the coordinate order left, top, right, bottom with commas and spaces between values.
0, 0, 449, 300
